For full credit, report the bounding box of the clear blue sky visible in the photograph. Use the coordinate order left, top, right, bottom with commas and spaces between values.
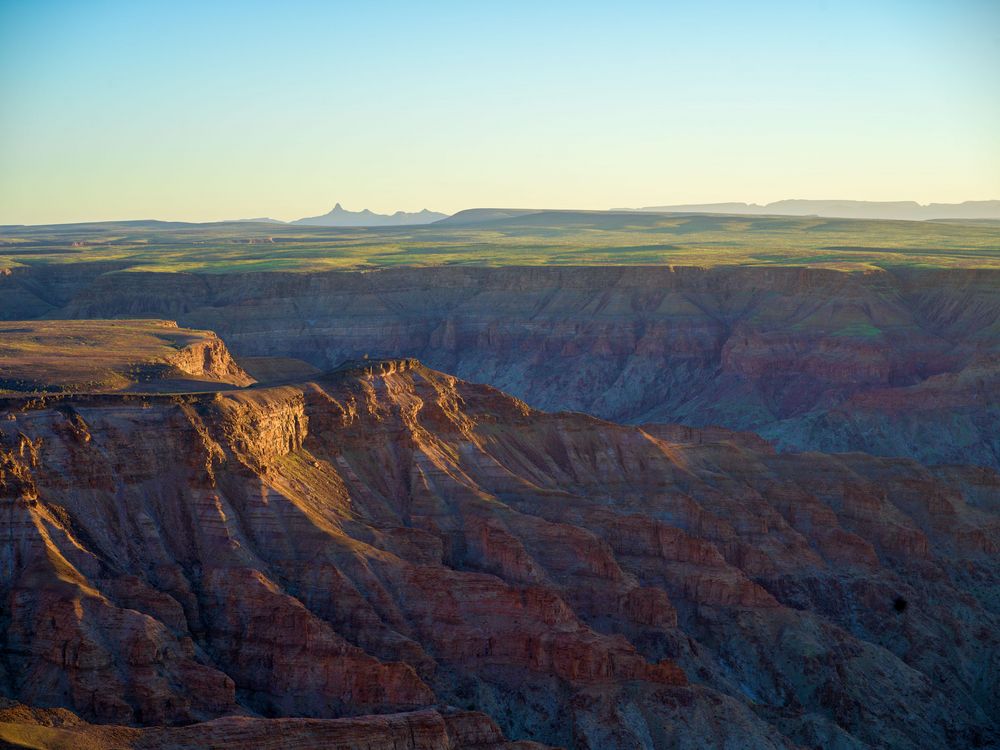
1, 0, 998, 223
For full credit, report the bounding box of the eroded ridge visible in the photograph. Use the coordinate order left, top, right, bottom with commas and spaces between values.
1, 359, 997, 748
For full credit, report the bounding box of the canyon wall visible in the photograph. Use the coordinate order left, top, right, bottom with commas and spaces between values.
4, 264, 997, 467
2, 361, 997, 748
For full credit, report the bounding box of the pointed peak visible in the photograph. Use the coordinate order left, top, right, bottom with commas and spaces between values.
293, 204, 450, 227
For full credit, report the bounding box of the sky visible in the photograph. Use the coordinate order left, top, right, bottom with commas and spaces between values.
1, 0, 998, 224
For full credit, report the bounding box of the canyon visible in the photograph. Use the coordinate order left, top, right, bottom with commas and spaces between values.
1, 352, 998, 748
1, 214, 999, 748
6, 2, 999, 746
3, 263, 997, 469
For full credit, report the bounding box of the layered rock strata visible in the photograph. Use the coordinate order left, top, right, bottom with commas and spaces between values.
4, 265, 996, 467
1, 360, 997, 748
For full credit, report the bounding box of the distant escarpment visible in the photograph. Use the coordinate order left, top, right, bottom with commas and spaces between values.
622, 199, 1000, 221
1, 360, 998, 748
5, 264, 997, 468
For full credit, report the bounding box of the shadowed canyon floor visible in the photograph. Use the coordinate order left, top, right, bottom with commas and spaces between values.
2, 356, 998, 749
0, 702, 547, 750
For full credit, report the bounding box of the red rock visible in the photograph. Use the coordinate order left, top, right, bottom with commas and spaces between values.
16, 264, 996, 469
0, 360, 997, 748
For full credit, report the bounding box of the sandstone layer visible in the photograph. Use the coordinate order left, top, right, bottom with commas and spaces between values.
3, 265, 996, 468
1, 359, 997, 748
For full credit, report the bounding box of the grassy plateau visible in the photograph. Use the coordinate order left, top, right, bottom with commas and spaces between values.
1, 210, 998, 274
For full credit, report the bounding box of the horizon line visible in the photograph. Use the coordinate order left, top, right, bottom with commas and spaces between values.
4, 197, 1000, 229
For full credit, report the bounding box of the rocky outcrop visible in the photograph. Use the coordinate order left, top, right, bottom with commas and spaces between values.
165, 332, 254, 387
1, 360, 997, 748
5, 264, 996, 467
0, 319, 254, 394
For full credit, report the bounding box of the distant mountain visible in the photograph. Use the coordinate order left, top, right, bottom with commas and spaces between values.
292, 203, 448, 227
620, 200, 1000, 221
433, 208, 540, 225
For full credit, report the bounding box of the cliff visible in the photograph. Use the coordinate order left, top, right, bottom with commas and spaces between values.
4, 264, 994, 467
1, 360, 997, 748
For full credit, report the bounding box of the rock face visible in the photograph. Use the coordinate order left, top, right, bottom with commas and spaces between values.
1, 360, 997, 748
5, 265, 997, 468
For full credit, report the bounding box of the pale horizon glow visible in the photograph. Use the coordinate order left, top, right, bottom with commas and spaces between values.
1, 0, 998, 225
